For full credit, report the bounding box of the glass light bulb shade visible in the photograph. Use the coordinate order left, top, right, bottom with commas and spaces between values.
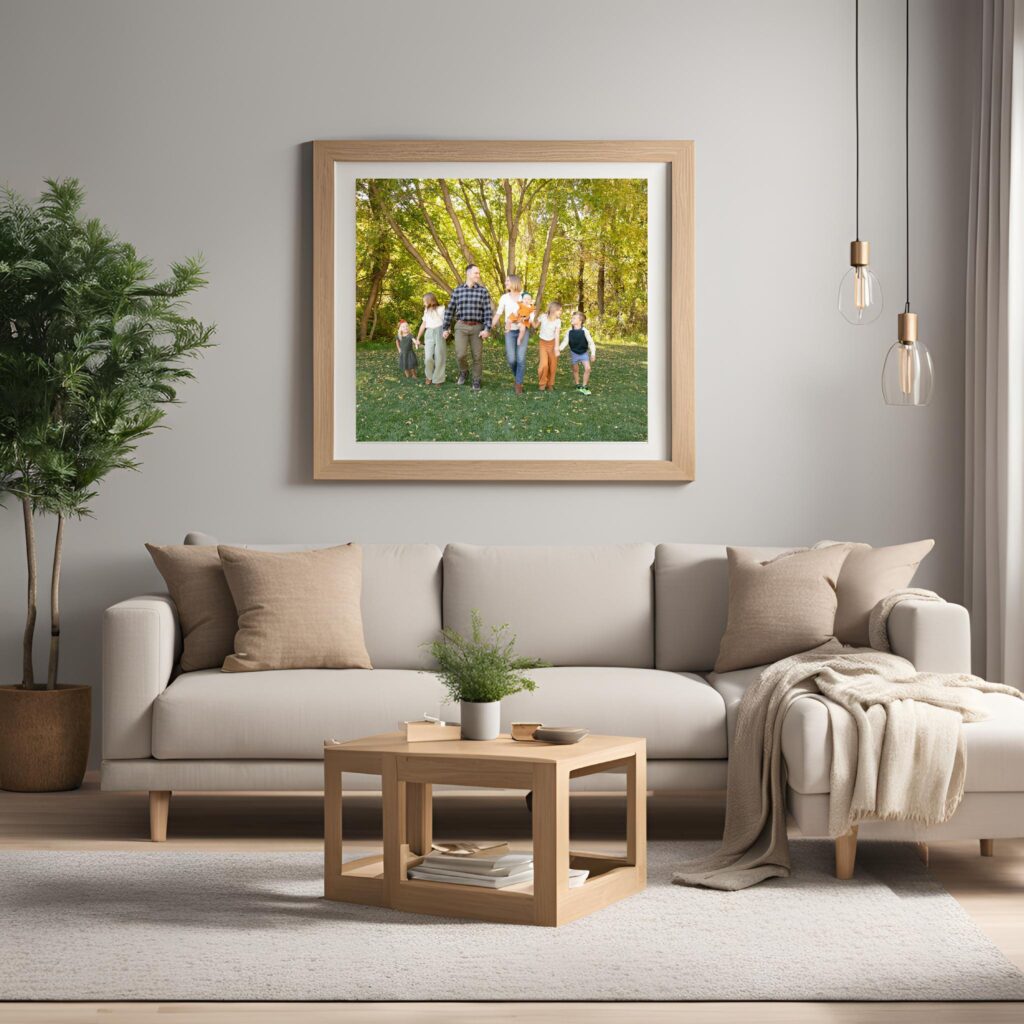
882, 340, 933, 406
838, 265, 884, 324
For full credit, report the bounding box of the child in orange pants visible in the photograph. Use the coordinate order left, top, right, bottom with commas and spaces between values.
536, 301, 562, 390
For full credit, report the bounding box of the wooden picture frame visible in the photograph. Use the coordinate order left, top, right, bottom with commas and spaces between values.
313, 140, 694, 481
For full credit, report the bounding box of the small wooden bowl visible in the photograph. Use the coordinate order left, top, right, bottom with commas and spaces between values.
511, 722, 543, 742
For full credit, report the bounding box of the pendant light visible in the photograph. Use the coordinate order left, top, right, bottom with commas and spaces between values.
839, 0, 883, 324
882, 0, 933, 405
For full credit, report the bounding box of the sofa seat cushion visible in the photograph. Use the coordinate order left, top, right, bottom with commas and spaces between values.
152, 666, 726, 761
707, 666, 764, 751
780, 690, 1024, 795
153, 669, 449, 760
711, 667, 1024, 795
500, 668, 727, 759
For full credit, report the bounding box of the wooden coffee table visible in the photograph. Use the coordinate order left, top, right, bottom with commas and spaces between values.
323, 732, 646, 927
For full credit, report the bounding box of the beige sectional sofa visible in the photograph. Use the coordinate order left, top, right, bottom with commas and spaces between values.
102, 541, 1024, 864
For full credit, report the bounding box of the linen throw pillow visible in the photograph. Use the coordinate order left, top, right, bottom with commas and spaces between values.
218, 544, 372, 672
714, 544, 852, 673
828, 539, 935, 646
145, 544, 237, 672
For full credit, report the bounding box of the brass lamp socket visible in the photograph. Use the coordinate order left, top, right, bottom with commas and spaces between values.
850, 239, 871, 267
898, 311, 919, 344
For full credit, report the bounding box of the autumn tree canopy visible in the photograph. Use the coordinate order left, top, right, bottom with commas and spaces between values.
355, 177, 648, 342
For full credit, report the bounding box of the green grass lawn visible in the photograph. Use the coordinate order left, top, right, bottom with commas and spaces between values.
355, 338, 648, 443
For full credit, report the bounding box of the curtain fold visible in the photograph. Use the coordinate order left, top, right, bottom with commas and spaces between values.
965, 0, 1024, 682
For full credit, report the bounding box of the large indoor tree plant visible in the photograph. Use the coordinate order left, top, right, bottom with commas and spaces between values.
0, 178, 214, 791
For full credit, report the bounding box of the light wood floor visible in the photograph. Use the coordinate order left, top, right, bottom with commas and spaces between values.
2, 774, 1023, 1024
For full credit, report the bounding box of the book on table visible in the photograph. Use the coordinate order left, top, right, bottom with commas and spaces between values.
429, 840, 509, 857
407, 866, 533, 889
420, 852, 533, 876
408, 850, 590, 889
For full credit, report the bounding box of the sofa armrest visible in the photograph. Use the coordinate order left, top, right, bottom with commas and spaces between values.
887, 600, 972, 674
102, 594, 180, 760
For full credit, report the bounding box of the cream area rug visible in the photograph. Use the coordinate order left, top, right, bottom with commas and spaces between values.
2, 841, 1023, 1001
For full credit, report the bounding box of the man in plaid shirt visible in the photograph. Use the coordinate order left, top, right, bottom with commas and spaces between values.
442, 264, 493, 390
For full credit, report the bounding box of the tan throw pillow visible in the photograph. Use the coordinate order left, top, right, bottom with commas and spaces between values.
218, 544, 372, 672
832, 539, 935, 646
714, 545, 852, 673
146, 544, 237, 672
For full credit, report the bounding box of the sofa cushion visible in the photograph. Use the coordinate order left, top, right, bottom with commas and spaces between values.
218, 545, 371, 672
443, 543, 655, 668
710, 667, 1024, 795
501, 668, 727, 759
181, 534, 442, 670
151, 666, 725, 760
707, 666, 764, 752
714, 545, 851, 673
825, 539, 935, 646
153, 669, 449, 759
780, 691, 1024, 796
145, 544, 236, 671
654, 544, 789, 672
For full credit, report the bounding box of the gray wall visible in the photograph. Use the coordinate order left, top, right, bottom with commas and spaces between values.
0, 0, 977, 769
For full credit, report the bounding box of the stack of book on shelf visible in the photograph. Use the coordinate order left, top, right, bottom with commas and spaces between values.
407, 842, 590, 889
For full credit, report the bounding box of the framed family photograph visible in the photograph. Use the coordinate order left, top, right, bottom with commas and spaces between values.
313, 140, 694, 480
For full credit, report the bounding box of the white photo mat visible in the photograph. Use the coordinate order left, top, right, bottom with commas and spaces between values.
333, 161, 669, 462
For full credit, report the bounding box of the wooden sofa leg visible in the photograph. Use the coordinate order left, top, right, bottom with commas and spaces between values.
916, 842, 929, 868
835, 826, 858, 879
149, 791, 171, 842
980, 838, 995, 857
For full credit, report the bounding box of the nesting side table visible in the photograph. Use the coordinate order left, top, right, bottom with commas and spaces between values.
323, 732, 646, 927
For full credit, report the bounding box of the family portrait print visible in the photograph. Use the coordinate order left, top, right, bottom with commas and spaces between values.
354, 176, 649, 443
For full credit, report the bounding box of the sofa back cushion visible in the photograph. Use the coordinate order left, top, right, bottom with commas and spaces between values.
442, 543, 655, 667
654, 543, 790, 672
183, 534, 442, 669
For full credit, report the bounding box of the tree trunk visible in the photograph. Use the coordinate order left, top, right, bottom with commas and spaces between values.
506, 179, 533, 278
457, 182, 504, 288
359, 256, 389, 343
577, 258, 586, 314
597, 259, 606, 316
47, 515, 64, 690
21, 497, 36, 690
504, 179, 516, 274
438, 180, 475, 267
413, 182, 461, 280
476, 181, 506, 281
534, 206, 560, 313
373, 189, 453, 292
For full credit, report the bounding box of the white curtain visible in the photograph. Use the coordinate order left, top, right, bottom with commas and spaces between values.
965, 0, 1024, 682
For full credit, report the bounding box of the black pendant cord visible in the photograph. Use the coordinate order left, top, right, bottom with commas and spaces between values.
855, 0, 860, 240
905, 0, 911, 314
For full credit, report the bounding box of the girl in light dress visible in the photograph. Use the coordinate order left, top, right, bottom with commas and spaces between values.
416, 293, 447, 385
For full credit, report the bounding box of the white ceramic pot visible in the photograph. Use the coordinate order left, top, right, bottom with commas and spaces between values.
460, 700, 500, 740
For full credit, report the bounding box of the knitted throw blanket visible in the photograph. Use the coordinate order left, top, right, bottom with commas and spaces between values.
673, 591, 1022, 892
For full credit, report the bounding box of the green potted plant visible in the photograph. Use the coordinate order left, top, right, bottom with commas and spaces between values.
0, 178, 214, 791
426, 610, 548, 740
